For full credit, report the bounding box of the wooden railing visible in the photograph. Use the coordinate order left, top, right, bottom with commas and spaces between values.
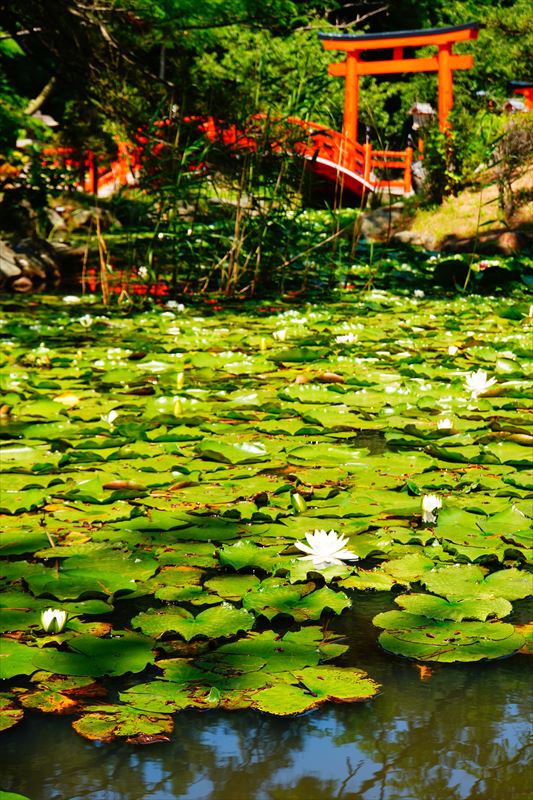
40, 141, 139, 195
278, 117, 413, 194
39, 117, 414, 197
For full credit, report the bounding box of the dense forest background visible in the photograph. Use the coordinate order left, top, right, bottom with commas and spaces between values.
1, 0, 531, 156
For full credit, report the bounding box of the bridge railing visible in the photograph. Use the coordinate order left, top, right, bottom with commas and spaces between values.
368, 146, 413, 195
39, 116, 414, 197
279, 117, 413, 195
40, 141, 139, 195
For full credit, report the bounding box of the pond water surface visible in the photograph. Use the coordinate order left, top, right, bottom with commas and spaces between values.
2, 593, 531, 800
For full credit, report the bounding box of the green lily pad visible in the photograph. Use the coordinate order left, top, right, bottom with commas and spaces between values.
210, 627, 347, 674
25, 550, 158, 600
195, 439, 270, 464
422, 564, 532, 602
394, 592, 512, 621
0, 696, 24, 733
242, 579, 351, 621
217, 540, 286, 573
132, 603, 254, 641
203, 574, 261, 601
0, 631, 154, 679
374, 610, 525, 662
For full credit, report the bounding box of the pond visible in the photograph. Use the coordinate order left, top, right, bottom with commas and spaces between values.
1, 593, 532, 800
0, 290, 531, 800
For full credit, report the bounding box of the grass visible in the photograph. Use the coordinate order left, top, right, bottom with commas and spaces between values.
408, 165, 533, 247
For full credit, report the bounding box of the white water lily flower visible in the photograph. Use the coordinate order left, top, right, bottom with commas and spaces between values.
447, 345, 459, 356
437, 418, 453, 430
464, 369, 497, 398
414, 289, 425, 298
78, 314, 93, 328
295, 529, 359, 569
104, 409, 119, 427
422, 494, 442, 524
335, 332, 358, 344
41, 608, 68, 633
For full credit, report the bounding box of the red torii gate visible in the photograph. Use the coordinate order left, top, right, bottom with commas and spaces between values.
319, 22, 480, 169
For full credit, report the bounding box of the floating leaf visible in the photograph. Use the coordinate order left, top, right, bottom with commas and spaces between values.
132, 603, 254, 641
0, 696, 24, 733
394, 592, 512, 621
374, 611, 525, 662
72, 704, 173, 743
242, 580, 351, 622
195, 439, 269, 464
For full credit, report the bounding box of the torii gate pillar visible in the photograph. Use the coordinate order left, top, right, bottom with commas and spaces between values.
319, 22, 479, 148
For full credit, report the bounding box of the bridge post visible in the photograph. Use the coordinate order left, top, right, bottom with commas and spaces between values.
86, 151, 98, 195
363, 141, 372, 183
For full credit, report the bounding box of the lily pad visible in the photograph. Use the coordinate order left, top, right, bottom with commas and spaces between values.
0, 696, 24, 733
72, 704, 174, 743
394, 592, 512, 621
374, 611, 525, 662
132, 603, 254, 641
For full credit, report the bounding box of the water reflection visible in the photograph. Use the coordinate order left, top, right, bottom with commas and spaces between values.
1, 595, 531, 800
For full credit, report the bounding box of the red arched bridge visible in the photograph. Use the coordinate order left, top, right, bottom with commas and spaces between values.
42, 114, 413, 200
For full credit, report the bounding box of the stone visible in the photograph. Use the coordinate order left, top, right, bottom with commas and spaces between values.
442, 230, 529, 255
0, 240, 22, 278
359, 203, 406, 240
392, 230, 436, 250
0, 238, 61, 292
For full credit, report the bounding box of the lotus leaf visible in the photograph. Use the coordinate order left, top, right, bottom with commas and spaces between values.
479, 505, 531, 535
394, 592, 512, 621
25, 550, 159, 599
242, 579, 351, 621
483, 568, 533, 600
213, 627, 348, 673
217, 540, 286, 572
339, 570, 397, 591
204, 574, 261, 600
195, 439, 270, 465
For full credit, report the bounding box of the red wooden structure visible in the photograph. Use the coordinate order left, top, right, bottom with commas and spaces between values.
319, 22, 479, 171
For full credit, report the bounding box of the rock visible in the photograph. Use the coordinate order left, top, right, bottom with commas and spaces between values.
442, 230, 530, 255
11, 275, 34, 293
392, 229, 436, 250
66, 206, 116, 231
0, 240, 22, 279
0, 237, 61, 292
46, 207, 67, 230
493, 231, 527, 255
359, 202, 406, 240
